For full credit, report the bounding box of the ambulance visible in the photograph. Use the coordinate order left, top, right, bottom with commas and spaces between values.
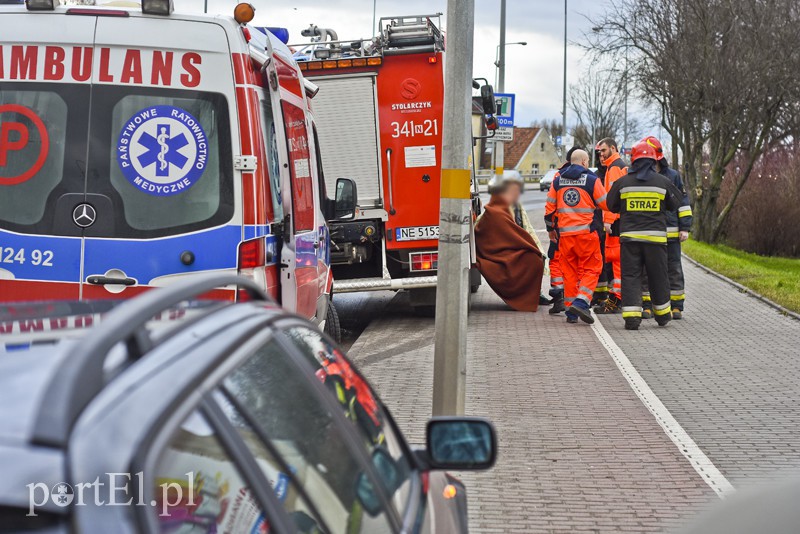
0, 1, 352, 339
294, 15, 483, 311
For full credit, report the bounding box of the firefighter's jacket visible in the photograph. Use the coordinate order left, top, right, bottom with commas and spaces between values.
658, 160, 693, 240
545, 164, 608, 237
607, 159, 685, 245
601, 153, 628, 228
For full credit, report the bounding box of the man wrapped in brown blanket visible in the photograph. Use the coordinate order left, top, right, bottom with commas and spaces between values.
475, 180, 545, 312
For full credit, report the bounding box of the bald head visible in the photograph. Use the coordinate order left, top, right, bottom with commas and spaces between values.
570, 149, 590, 167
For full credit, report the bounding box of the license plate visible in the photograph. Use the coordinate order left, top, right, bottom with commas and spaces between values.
396, 226, 439, 242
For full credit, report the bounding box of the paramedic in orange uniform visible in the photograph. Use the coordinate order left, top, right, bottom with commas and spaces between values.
547, 146, 582, 315
544, 149, 608, 324
594, 137, 628, 315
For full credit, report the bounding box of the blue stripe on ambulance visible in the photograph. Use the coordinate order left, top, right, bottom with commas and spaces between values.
0, 229, 81, 283
84, 225, 243, 284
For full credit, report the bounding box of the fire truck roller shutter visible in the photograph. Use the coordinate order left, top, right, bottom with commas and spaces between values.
310, 75, 382, 207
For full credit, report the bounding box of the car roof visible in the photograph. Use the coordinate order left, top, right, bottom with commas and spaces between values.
0, 278, 282, 450
0, 277, 286, 512
0, 345, 68, 446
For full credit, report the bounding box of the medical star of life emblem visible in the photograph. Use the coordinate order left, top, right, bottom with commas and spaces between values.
116, 105, 209, 197
563, 188, 581, 207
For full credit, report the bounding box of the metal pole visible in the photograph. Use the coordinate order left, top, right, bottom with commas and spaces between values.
372, 0, 377, 36
623, 42, 628, 153
561, 0, 568, 147
204, 0, 207, 14
492, 0, 506, 184
432, 0, 475, 417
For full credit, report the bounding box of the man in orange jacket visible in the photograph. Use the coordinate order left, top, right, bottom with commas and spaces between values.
544, 149, 608, 324
594, 137, 628, 315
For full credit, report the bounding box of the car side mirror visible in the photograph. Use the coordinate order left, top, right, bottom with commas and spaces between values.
334, 178, 357, 220
480, 85, 497, 115
425, 417, 497, 470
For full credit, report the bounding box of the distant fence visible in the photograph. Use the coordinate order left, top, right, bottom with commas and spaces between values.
475, 171, 542, 185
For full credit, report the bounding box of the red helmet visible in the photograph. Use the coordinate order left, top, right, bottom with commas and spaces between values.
644, 136, 664, 158
631, 138, 659, 163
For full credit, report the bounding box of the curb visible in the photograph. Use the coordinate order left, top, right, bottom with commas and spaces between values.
682, 253, 800, 322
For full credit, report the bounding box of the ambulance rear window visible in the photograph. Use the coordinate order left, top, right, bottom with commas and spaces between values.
88, 86, 234, 238
0, 87, 70, 228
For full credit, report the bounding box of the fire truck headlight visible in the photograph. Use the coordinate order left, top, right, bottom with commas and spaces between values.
25, 0, 56, 10
141, 0, 173, 15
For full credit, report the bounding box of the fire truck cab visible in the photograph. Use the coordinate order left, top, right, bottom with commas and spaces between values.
0, 1, 351, 339
295, 15, 481, 310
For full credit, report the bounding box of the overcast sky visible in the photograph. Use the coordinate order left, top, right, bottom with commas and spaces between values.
176, 0, 604, 126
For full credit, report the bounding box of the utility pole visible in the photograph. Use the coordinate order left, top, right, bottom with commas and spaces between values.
493, 0, 506, 184
561, 0, 568, 150
432, 0, 474, 416
623, 39, 629, 153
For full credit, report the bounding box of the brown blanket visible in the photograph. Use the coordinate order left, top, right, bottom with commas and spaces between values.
475, 196, 545, 311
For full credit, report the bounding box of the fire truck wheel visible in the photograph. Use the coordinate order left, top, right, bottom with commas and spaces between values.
324, 298, 342, 344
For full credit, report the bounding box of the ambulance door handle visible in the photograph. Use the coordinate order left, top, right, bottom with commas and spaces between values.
385, 149, 396, 215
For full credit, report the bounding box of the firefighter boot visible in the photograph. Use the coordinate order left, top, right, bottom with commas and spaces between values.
549, 289, 565, 315
624, 317, 641, 331
568, 300, 595, 325
641, 300, 654, 320
672, 308, 683, 320
593, 295, 622, 315
655, 312, 672, 327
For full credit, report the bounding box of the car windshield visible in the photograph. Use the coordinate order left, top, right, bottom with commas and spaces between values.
0, 83, 234, 238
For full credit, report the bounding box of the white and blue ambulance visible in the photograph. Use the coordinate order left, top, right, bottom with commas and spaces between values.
0, 1, 349, 339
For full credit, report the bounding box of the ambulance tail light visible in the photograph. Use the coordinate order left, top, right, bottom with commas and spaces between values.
410, 252, 438, 272
141, 0, 173, 15
237, 237, 267, 300
25, 0, 55, 10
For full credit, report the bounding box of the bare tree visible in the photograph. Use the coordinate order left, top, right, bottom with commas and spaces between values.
588, 0, 800, 243
530, 118, 565, 139
569, 70, 624, 153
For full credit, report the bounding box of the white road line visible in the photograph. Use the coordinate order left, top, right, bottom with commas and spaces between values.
591, 318, 736, 499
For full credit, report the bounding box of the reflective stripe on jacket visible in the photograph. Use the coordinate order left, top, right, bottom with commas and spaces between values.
544, 164, 608, 237
658, 162, 693, 239
606, 160, 684, 245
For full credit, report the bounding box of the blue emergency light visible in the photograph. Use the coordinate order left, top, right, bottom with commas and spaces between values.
255, 27, 290, 44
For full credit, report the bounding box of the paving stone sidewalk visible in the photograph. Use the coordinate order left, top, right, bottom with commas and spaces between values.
598, 259, 800, 488
348, 289, 715, 533
345, 195, 800, 532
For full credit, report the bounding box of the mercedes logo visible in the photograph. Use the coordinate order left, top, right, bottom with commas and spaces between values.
72, 203, 97, 228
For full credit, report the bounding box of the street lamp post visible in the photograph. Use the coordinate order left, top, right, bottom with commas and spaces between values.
494, 42, 527, 89
492, 1, 526, 185
561, 0, 567, 152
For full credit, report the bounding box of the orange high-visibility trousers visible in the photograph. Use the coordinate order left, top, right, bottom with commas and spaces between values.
605, 235, 622, 298
560, 232, 604, 307
549, 250, 564, 292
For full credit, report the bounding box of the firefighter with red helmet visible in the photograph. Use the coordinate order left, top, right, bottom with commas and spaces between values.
606, 138, 685, 330
594, 137, 628, 315
638, 136, 693, 320
545, 149, 608, 324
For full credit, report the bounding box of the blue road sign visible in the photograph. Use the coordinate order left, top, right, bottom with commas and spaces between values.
495, 93, 515, 128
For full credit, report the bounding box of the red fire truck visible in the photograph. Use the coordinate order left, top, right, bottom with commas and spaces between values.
294, 15, 482, 310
